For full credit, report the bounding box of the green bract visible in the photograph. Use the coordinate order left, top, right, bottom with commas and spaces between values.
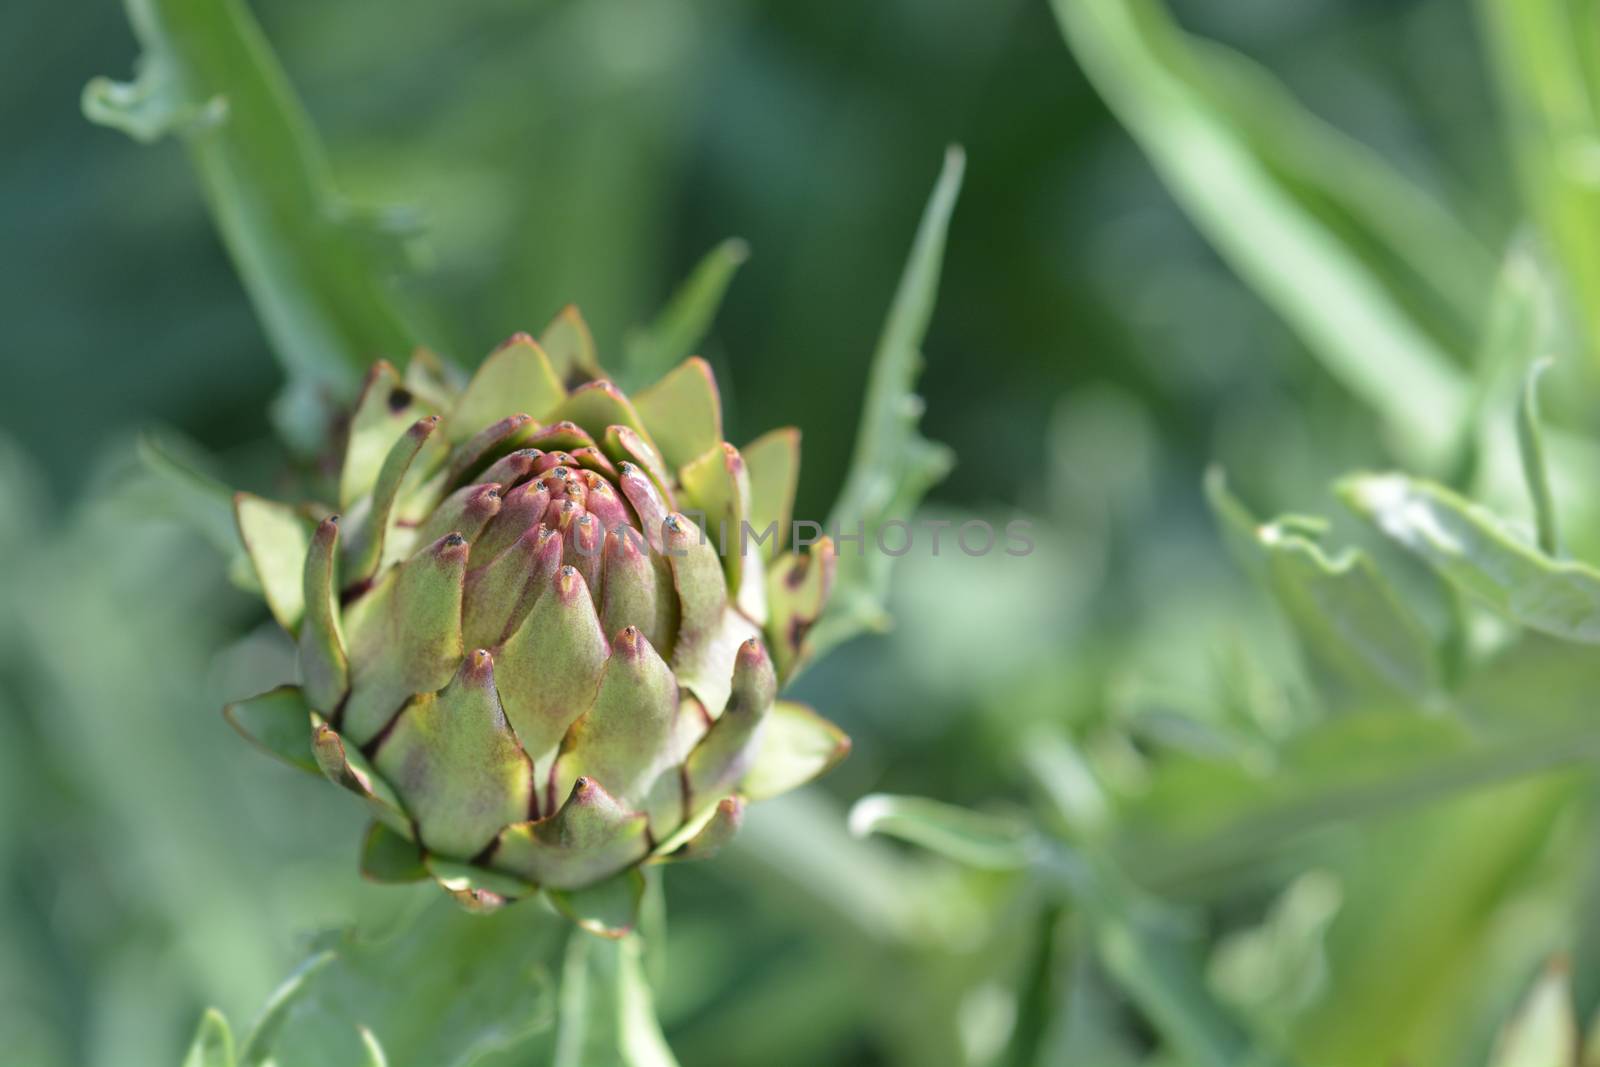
225, 309, 847, 929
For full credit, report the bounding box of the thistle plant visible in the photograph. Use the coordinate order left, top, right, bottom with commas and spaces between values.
224, 316, 846, 918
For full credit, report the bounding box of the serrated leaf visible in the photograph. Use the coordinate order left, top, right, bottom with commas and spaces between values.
810, 147, 962, 660
86, 0, 419, 452
553, 934, 679, 1067
1052, 0, 1481, 468
847, 793, 1036, 871
1341, 472, 1600, 642
1206, 470, 1440, 706
623, 238, 748, 390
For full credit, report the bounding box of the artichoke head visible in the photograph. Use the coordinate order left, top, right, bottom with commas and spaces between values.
226, 310, 847, 921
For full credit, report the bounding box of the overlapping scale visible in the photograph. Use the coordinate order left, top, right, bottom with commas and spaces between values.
228, 318, 850, 922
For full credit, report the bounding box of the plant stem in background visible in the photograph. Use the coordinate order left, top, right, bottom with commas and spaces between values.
1480, 0, 1600, 369
85, 0, 420, 450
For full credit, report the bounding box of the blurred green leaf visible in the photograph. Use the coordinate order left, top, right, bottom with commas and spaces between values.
222, 685, 317, 774
182, 1010, 236, 1067
1480, 0, 1600, 365
85, 0, 419, 449
811, 147, 962, 657
1489, 961, 1578, 1067
850, 793, 1292, 1065
1075, 859, 1297, 1067
547, 870, 647, 940
847, 793, 1037, 871
1206, 470, 1441, 707
1053, 0, 1477, 468
1207, 872, 1342, 1029
1293, 778, 1574, 1066
266, 896, 563, 1067
1340, 471, 1600, 642
623, 238, 749, 389
237, 951, 335, 1066
136, 433, 245, 562
1518, 357, 1561, 556
1114, 702, 1600, 889
554, 935, 678, 1067
357, 1027, 389, 1067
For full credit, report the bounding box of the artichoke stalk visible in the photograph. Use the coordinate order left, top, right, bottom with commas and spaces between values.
225, 308, 848, 923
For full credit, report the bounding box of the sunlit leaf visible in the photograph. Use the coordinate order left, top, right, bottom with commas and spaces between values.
1488, 960, 1577, 1067
1053, 0, 1477, 468
1481, 0, 1600, 364
847, 793, 1037, 871
1206, 469, 1440, 706
1340, 471, 1600, 642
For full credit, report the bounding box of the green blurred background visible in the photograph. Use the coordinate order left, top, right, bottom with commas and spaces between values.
6, 0, 1587, 1065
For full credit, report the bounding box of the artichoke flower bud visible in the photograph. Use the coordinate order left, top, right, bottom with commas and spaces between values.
227, 312, 848, 919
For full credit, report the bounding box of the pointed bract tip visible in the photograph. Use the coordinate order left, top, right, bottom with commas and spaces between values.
468, 483, 504, 512
554, 564, 586, 601
614, 625, 644, 656
495, 331, 538, 351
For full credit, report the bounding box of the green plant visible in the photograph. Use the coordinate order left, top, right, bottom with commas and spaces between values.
223, 317, 849, 926
83, 0, 970, 1059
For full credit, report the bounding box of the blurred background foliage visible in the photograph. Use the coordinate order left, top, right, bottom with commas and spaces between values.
7, 0, 1600, 1064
